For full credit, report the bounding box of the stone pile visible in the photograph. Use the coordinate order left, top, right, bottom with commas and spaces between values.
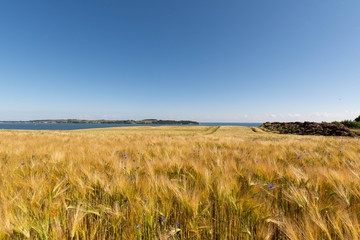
261, 122, 359, 137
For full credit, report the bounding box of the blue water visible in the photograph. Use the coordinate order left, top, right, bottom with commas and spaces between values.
0, 122, 262, 130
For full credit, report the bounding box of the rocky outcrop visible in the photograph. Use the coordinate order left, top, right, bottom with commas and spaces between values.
261, 122, 359, 137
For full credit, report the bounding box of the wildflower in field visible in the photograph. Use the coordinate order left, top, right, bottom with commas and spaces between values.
124, 167, 126, 169
136, 225, 142, 229
136, 166, 140, 169
301, 170, 305, 172
340, 150, 342, 153
116, 151, 120, 153
50, 212, 57, 217
256, 160, 259, 163
144, 199, 147, 203
161, 217, 165, 221
175, 222, 181, 226
123, 154, 126, 156
21, 163, 25, 165
124, 199, 128, 203
32, 155, 36, 157
268, 184, 275, 188
297, 155, 302, 159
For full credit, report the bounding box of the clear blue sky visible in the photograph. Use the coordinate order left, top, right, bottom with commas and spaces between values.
1, 0, 359, 122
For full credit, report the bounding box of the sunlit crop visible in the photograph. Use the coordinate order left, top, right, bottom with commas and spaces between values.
0, 126, 359, 239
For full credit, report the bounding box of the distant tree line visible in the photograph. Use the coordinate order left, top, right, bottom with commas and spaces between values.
0, 119, 199, 125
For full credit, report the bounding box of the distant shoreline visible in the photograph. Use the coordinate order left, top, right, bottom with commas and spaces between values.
0, 122, 262, 130
0, 119, 199, 125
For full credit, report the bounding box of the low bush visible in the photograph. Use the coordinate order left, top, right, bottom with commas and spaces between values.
340, 120, 360, 129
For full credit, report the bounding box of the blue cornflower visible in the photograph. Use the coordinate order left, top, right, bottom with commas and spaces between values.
256, 160, 259, 163
268, 184, 275, 188
124, 199, 128, 203
301, 170, 305, 172
340, 150, 342, 153
32, 155, 36, 157
116, 151, 120, 153
21, 163, 25, 165
144, 199, 147, 203
124, 167, 126, 169
123, 154, 126, 156
136, 166, 140, 169
136, 225, 142, 229
297, 155, 302, 159
175, 222, 180, 226
161, 217, 165, 221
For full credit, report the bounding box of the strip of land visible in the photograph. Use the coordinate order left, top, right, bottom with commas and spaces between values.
0, 119, 199, 125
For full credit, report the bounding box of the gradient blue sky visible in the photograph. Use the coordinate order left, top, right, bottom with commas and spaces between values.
1, 0, 359, 122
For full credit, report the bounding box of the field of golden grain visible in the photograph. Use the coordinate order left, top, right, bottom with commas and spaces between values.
0, 126, 360, 239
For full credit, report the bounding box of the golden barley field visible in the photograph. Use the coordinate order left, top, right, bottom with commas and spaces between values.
1, 126, 360, 239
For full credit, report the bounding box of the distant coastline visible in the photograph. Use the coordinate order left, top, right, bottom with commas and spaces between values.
0, 119, 199, 125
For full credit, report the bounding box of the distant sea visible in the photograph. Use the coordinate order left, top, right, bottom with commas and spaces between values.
0, 122, 262, 130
